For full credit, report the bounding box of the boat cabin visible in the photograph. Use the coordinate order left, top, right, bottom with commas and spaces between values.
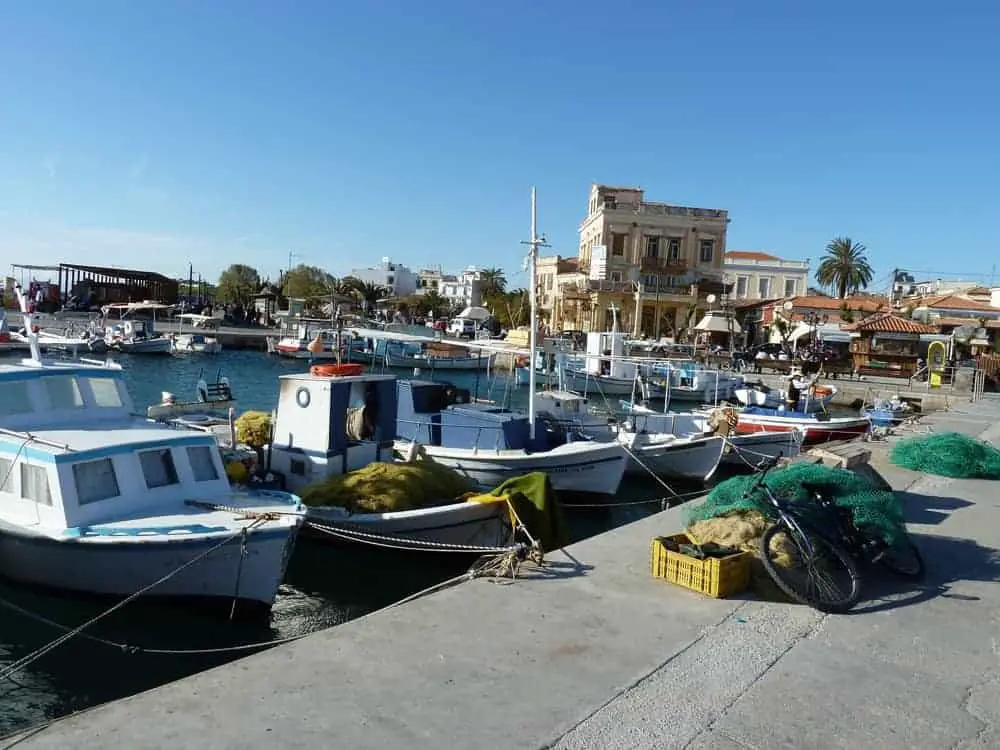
0, 364, 232, 532
396, 380, 572, 452
108, 319, 157, 342
583, 331, 638, 380
268, 371, 398, 492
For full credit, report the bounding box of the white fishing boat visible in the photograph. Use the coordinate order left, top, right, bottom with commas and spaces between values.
561, 320, 665, 399
101, 302, 174, 355
648, 362, 745, 405
622, 401, 805, 468
265, 367, 512, 546
383, 342, 494, 371
735, 374, 837, 413
0, 285, 303, 615
273, 321, 343, 359
533, 390, 723, 482
390, 192, 628, 496
170, 314, 223, 354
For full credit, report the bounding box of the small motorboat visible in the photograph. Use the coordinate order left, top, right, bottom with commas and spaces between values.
860, 396, 913, 427
727, 405, 871, 445
734, 379, 837, 413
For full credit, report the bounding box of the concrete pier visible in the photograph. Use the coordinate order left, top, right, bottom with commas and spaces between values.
7, 400, 1000, 748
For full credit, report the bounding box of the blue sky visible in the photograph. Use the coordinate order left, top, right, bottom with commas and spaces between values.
1, 0, 997, 292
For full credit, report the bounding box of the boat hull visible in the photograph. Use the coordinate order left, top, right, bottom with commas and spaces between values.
114, 338, 173, 355
384, 354, 493, 371
395, 441, 627, 495
721, 429, 805, 467
304, 500, 509, 548
734, 416, 870, 445
562, 368, 663, 397
0, 523, 298, 612
622, 434, 725, 481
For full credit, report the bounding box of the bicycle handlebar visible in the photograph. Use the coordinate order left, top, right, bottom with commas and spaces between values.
743, 453, 783, 498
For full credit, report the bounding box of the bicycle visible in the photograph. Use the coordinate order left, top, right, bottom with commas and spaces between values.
746, 456, 924, 613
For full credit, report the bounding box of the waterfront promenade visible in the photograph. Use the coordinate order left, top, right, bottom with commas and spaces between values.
7, 398, 1000, 749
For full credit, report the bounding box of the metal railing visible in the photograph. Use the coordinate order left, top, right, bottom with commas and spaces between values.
972, 368, 986, 402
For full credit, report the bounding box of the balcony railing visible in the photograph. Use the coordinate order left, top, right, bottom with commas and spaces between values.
723, 258, 809, 269
641, 256, 688, 272
604, 202, 728, 220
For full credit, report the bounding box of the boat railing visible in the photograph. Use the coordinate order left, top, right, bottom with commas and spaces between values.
396, 418, 506, 452
0, 426, 74, 452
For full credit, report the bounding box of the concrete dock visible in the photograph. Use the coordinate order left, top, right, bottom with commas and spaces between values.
7, 398, 1000, 748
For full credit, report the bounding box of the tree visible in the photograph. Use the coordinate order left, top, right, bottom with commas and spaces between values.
422, 290, 447, 317
815, 238, 874, 299
282, 264, 335, 300
479, 267, 507, 298
216, 264, 261, 305
346, 278, 391, 310
485, 288, 528, 329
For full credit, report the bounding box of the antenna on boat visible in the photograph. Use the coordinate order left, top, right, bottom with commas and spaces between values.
521, 187, 550, 440
12, 283, 43, 365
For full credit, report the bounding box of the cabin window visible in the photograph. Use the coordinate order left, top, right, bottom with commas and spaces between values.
0, 381, 33, 416
187, 446, 219, 482
86, 377, 124, 408
44, 376, 84, 409
20, 464, 51, 505
0, 457, 14, 492
73, 458, 121, 504
139, 449, 179, 489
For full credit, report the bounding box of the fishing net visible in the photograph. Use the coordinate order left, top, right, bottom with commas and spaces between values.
683, 462, 907, 546
300, 461, 476, 513
891, 432, 1000, 479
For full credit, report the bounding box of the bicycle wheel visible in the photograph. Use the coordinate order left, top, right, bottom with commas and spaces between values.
759, 523, 862, 613
877, 536, 925, 580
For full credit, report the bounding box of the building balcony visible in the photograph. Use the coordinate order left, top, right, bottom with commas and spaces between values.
641, 256, 688, 273
560, 280, 637, 296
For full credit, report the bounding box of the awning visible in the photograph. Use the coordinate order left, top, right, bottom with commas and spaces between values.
693, 312, 742, 334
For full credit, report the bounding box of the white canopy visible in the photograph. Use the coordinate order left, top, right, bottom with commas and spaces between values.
693, 311, 742, 334
456, 306, 492, 322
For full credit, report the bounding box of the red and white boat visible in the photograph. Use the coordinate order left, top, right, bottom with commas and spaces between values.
730, 406, 871, 445
734, 381, 838, 413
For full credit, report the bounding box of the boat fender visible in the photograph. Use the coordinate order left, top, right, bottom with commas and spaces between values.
296, 386, 311, 408
310, 363, 364, 377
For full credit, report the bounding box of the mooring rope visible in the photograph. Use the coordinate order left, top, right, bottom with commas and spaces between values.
0, 517, 267, 684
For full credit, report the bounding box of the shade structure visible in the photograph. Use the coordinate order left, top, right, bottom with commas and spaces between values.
457, 306, 492, 322
693, 311, 742, 334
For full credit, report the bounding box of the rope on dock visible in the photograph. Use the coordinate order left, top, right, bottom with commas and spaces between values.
0, 517, 268, 685
559, 488, 705, 510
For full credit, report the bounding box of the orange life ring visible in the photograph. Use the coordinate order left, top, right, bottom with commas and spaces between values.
310, 363, 364, 378
813, 385, 832, 397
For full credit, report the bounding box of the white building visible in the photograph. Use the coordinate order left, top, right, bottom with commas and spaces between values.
724, 251, 809, 301
349, 257, 419, 297
440, 266, 483, 309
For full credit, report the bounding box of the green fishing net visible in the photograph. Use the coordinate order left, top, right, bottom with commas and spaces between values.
684, 462, 907, 546
891, 432, 1000, 479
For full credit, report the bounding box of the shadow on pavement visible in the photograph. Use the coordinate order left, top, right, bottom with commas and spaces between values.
897, 490, 974, 525
854, 530, 1000, 614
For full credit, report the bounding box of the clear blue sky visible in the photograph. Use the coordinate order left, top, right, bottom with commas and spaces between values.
1, 0, 997, 292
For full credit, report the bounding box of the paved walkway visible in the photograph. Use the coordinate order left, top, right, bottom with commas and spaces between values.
7, 398, 1000, 749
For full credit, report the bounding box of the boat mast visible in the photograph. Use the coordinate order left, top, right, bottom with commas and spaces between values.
524, 187, 548, 441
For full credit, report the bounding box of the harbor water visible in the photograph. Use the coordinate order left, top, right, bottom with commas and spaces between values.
0, 349, 678, 735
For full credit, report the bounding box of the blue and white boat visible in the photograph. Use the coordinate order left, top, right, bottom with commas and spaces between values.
0, 286, 303, 615
393, 380, 628, 494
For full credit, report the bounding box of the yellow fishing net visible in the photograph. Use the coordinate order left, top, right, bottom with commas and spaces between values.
299, 461, 476, 513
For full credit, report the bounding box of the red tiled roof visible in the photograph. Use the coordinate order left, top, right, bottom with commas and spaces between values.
917, 293, 996, 312
724, 250, 780, 261
776, 295, 890, 312
845, 312, 938, 334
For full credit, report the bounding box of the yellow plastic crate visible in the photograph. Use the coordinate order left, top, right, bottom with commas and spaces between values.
650, 533, 751, 598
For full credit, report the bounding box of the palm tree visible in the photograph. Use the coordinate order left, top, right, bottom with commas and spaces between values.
479, 267, 507, 298
346, 278, 390, 311
815, 237, 874, 299
422, 290, 447, 317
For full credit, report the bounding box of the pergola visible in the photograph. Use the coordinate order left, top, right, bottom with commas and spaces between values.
58, 263, 179, 306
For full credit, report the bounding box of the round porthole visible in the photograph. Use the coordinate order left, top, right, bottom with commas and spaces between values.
296, 386, 311, 408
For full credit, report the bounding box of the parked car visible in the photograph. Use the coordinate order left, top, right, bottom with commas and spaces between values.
449, 318, 477, 338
